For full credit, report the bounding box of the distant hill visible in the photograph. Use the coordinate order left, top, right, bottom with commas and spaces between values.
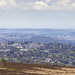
27, 36, 75, 45
0, 29, 75, 45
0, 62, 75, 75
27, 36, 57, 43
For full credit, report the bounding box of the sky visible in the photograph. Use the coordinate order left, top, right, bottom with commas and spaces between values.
0, 0, 75, 29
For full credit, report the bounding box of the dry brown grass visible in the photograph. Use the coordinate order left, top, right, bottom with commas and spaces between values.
0, 62, 75, 75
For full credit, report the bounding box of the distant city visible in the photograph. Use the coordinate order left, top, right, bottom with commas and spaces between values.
0, 29, 75, 66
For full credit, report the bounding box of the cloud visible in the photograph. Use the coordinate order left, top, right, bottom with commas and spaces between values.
45, 0, 51, 3
0, 0, 75, 11
50, 0, 75, 11
0, 0, 6, 6
20, 1, 49, 10
16, 0, 75, 11
0, 0, 16, 9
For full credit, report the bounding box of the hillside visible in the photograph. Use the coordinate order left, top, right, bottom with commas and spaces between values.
0, 62, 75, 75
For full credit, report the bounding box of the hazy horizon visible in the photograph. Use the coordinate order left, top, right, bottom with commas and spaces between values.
0, 28, 75, 30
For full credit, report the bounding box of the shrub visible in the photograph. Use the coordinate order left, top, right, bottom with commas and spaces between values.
1, 59, 7, 62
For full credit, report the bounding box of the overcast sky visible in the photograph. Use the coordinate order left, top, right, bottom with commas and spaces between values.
0, 0, 75, 29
